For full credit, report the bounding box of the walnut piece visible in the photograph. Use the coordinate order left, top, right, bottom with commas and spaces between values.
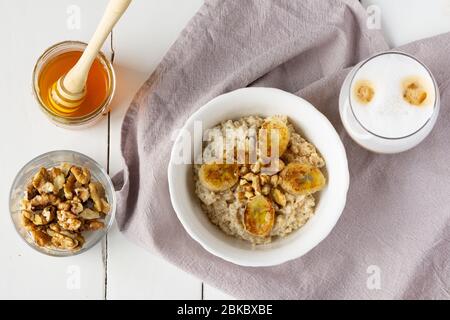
25, 182, 37, 200
270, 175, 279, 187
89, 182, 110, 214
57, 209, 78, 221
70, 199, 84, 215
80, 208, 101, 220
64, 174, 77, 200
32, 168, 54, 194
271, 188, 287, 207
83, 220, 105, 231
260, 174, 270, 186
47, 229, 79, 250
57, 200, 71, 211
252, 176, 261, 195
272, 189, 286, 207
22, 208, 54, 226
31, 230, 52, 247
70, 166, 91, 185
261, 184, 271, 196
49, 167, 65, 193
58, 218, 82, 232
59, 163, 73, 176
75, 187, 90, 202
21, 215, 36, 231
20, 199, 32, 211
30, 194, 59, 207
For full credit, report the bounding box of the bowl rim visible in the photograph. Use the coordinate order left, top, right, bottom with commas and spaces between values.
168, 87, 349, 266
9, 149, 116, 257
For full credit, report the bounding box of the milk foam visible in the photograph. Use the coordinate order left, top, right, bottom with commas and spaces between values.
350, 53, 435, 139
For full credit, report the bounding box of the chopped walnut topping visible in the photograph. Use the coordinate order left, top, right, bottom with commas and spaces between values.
261, 184, 271, 196
271, 188, 287, 207
252, 176, 261, 195
260, 174, 270, 186
20, 164, 110, 251
270, 175, 279, 187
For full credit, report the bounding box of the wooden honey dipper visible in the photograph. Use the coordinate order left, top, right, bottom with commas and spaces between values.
49, 0, 132, 113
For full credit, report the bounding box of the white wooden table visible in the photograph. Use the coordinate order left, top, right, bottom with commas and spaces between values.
1, 0, 449, 300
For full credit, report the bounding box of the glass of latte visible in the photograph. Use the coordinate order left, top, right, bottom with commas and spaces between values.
339, 51, 440, 153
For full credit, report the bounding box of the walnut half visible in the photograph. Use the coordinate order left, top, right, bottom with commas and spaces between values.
89, 182, 110, 214
71, 166, 91, 185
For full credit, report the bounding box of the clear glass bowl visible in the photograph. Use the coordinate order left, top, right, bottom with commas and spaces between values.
9, 150, 116, 257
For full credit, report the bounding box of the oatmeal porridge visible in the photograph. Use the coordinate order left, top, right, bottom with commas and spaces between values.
194, 115, 326, 245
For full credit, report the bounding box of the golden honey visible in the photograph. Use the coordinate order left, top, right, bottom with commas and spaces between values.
33, 41, 115, 127
38, 51, 109, 117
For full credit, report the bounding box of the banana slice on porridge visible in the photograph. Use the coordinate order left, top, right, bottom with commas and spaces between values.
280, 162, 326, 195
198, 163, 239, 192
259, 117, 290, 158
243, 195, 275, 237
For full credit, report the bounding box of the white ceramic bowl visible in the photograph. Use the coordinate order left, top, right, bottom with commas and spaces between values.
168, 87, 349, 266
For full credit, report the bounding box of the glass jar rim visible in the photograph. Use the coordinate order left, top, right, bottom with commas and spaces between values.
348, 51, 439, 140
32, 40, 116, 126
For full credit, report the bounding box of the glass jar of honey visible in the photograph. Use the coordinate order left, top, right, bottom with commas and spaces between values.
32, 41, 116, 128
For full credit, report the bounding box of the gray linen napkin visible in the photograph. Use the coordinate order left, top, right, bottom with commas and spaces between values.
114, 0, 450, 299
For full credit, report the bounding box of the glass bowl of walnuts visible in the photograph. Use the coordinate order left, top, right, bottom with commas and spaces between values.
9, 150, 116, 256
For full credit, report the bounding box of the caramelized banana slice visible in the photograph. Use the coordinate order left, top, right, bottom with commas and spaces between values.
259, 117, 290, 158
243, 195, 275, 237
280, 163, 326, 195
198, 164, 239, 192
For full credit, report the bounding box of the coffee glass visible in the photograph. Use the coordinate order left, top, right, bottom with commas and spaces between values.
339, 51, 440, 153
